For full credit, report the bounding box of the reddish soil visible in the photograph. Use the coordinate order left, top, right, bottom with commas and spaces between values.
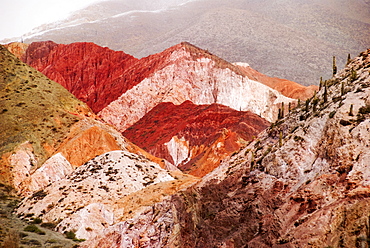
123, 100, 269, 176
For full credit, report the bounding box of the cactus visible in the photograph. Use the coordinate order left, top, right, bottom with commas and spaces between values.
349, 104, 354, 116
346, 53, 351, 65
323, 81, 328, 103
279, 131, 283, 147
251, 152, 255, 167
341, 81, 345, 96
333, 56, 337, 76
305, 99, 310, 112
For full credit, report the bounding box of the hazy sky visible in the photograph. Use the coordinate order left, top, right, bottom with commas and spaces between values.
0, 0, 102, 41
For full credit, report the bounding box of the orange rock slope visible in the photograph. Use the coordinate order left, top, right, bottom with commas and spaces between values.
235, 62, 319, 100
4, 42, 29, 60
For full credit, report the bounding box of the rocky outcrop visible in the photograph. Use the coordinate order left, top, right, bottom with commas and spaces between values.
82, 50, 370, 247
4, 42, 29, 60
124, 100, 269, 177
23, 41, 138, 112
235, 62, 319, 100
16, 150, 198, 241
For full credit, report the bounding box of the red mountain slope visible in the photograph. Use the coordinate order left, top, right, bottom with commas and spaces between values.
123, 100, 269, 177
20, 41, 308, 116
22, 41, 183, 112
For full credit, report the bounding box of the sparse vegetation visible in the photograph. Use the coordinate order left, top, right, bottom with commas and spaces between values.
339, 119, 352, 126
65, 230, 76, 240
358, 105, 370, 115
23, 224, 45, 235
2, 230, 19, 248
349, 69, 358, 82
31, 217, 42, 224
65, 230, 85, 242
40, 222, 57, 229
31, 189, 47, 200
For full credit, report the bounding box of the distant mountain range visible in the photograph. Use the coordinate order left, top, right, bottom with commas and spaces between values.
5, 0, 369, 86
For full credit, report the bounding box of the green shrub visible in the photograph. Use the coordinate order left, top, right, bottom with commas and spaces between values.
41, 222, 57, 229
24, 224, 45, 235
65, 230, 76, 239
31, 190, 47, 200
31, 217, 42, 224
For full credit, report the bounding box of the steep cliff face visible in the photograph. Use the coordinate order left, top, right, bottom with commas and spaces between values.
124, 100, 269, 177
235, 62, 319, 100
83, 50, 370, 247
99, 42, 293, 133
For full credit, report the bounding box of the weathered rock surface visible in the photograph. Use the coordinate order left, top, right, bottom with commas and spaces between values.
82, 50, 370, 247
14, 41, 299, 125
4, 42, 29, 60
0, 44, 91, 191
0, 45, 167, 198
235, 62, 319, 100
16, 150, 198, 241
23, 41, 139, 112
99, 42, 294, 132
124, 100, 269, 177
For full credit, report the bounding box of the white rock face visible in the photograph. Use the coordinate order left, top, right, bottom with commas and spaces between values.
99, 47, 293, 132
19, 153, 73, 196
9, 141, 38, 193
16, 150, 174, 240
164, 136, 190, 166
